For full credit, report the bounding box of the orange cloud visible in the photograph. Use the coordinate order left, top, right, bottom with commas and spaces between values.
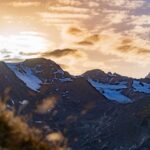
67, 27, 83, 36
77, 41, 93, 46
41, 49, 82, 58
85, 34, 101, 43
3, 1, 41, 7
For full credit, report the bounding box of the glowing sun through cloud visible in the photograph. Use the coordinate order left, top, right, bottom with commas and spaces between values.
0, 33, 48, 52
0, 31, 49, 60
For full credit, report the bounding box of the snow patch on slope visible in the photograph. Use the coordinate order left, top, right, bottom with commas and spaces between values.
133, 80, 150, 94
88, 79, 132, 103
7, 63, 42, 91
146, 73, 150, 79
60, 78, 73, 82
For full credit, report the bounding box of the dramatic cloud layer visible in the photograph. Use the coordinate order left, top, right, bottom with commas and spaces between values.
41, 48, 83, 58
0, 0, 150, 78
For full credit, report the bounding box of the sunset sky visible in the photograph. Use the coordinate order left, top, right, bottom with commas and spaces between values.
0, 0, 150, 78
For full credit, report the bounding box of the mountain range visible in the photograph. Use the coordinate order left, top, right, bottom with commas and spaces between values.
0, 58, 150, 150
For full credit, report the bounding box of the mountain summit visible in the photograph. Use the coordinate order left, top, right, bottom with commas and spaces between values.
146, 72, 150, 79
0, 57, 150, 104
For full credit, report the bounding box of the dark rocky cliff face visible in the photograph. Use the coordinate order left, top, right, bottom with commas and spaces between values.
0, 58, 150, 150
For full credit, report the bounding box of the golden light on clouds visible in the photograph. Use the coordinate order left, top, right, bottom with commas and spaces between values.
0, 0, 150, 78
0, 32, 48, 52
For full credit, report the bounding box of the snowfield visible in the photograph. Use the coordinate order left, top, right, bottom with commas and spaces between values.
7, 63, 42, 91
88, 79, 132, 103
132, 80, 150, 94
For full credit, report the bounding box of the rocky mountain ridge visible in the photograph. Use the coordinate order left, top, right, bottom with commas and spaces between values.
0, 58, 150, 150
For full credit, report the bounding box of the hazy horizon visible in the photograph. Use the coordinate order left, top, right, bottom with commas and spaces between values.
0, 0, 150, 78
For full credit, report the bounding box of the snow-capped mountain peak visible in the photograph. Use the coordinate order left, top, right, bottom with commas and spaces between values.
6, 58, 73, 92
1, 58, 149, 104
7, 63, 42, 92
146, 72, 150, 79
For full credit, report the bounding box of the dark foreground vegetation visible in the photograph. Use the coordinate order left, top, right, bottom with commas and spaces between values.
0, 102, 68, 150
